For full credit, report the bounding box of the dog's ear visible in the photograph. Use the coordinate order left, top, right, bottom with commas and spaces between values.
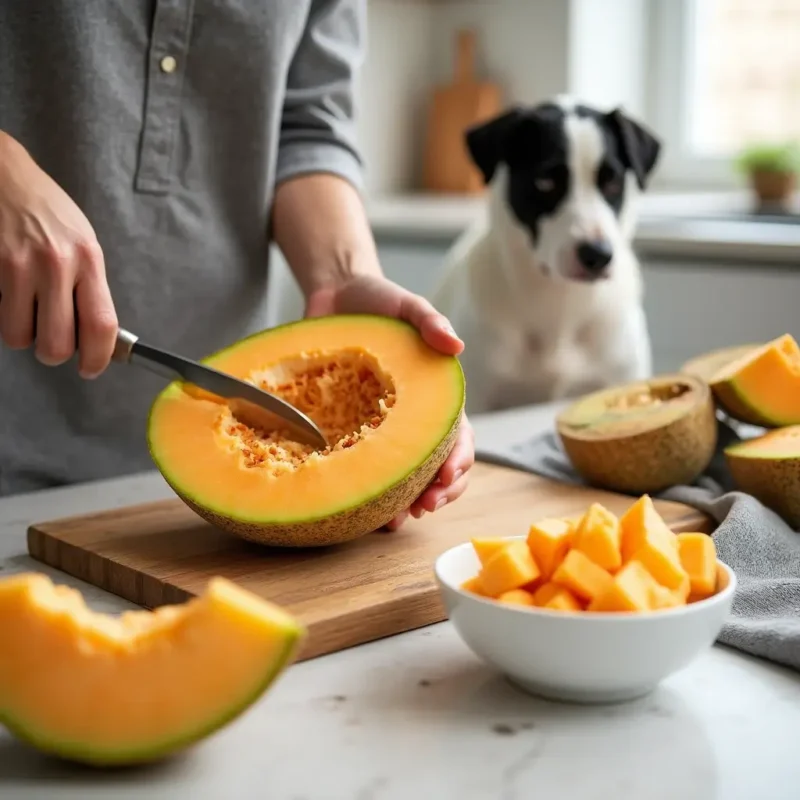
464, 106, 524, 184
605, 108, 661, 190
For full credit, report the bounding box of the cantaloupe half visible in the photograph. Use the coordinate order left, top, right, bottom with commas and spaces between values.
146, 315, 465, 547
0, 572, 305, 766
556, 374, 717, 494
708, 333, 800, 427
725, 425, 800, 529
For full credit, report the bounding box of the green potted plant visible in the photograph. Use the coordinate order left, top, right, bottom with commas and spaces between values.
735, 141, 800, 210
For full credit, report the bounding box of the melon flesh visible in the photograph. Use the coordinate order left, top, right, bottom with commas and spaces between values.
0, 573, 304, 766
146, 315, 465, 547
709, 333, 800, 426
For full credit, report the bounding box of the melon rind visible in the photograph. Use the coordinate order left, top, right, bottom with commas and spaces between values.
145, 314, 466, 547
556, 374, 718, 495
724, 426, 800, 529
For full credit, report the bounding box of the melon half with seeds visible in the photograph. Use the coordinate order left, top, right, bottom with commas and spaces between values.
708, 333, 800, 427
725, 425, 800, 529
556, 374, 717, 495
0, 572, 305, 766
146, 315, 465, 547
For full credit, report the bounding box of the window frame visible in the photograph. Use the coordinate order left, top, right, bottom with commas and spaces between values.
644, 0, 744, 190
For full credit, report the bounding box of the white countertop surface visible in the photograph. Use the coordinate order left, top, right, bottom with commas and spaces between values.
366, 192, 800, 264
1, 401, 799, 799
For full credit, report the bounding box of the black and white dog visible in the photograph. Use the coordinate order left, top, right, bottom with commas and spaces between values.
430, 96, 662, 415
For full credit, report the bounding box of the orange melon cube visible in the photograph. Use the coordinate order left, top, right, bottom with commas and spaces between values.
531, 581, 581, 611
478, 540, 541, 597
619, 495, 688, 590
551, 549, 613, 603
649, 583, 684, 609
572, 502, 622, 573
497, 588, 535, 607
532, 581, 562, 606
542, 588, 582, 612
470, 537, 507, 567
676, 532, 718, 599
588, 560, 663, 612
460, 575, 487, 596
526, 517, 574, 580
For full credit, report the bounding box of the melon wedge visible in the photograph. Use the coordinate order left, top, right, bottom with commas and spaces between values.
725, 425, 800, 529
146, 314, 465, 547
0, 572, 305, 766
708, 333, 800, 427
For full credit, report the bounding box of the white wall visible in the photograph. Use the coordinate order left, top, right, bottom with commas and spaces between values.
357, 1, 437, 196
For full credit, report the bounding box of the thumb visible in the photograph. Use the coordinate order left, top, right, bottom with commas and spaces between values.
303, 287, 336, 319
399, 294, 464, 356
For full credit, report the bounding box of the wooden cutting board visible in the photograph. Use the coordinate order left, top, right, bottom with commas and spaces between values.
27, 461, 713, 663
421, 28, 502, 194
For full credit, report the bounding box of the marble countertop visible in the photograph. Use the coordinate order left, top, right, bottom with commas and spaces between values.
366, 192, 800, 264
2, 401, 799, 799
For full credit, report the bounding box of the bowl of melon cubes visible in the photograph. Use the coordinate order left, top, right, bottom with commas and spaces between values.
434, 494, 735, 704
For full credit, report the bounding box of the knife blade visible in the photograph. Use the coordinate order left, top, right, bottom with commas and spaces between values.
112, 328, 329, 450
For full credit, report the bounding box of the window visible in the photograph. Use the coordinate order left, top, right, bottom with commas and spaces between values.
647, 0, 800, 187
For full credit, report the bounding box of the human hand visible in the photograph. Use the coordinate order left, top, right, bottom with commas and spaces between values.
0, 132, 118, 378
305, 274, 475, 530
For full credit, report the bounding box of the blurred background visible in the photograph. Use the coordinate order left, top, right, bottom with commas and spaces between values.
268, 0, 800, 376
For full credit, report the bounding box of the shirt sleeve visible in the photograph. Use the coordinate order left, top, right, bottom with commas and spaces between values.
276, 0, 366, 192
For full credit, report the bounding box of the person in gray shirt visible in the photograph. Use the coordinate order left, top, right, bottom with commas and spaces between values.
0, 0, 474, 528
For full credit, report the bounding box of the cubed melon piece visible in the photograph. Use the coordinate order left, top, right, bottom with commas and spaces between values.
649, 583, 684, 609
676, 532, 718, 599
572, 502, 622, 573
588, 559, 664, 612
531, 581, 581, 611
551, 549, 613, 603
532, 581, 561, 606
543, 588, 582, 612
478, 540, 541, 597
460, 575, 487, 596
497, 589, 535, 607
619, 495, 688, 590
470, 537, 507, 567
526, 517, 574, 579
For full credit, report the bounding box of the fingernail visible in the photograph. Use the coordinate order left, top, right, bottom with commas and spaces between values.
434, 497, 447, 512
451, 469, 463, 484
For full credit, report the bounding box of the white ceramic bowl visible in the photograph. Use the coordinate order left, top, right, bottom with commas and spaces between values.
434, 536, 736, 704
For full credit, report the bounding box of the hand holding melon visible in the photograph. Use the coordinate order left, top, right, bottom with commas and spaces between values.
304, 274, 474, 530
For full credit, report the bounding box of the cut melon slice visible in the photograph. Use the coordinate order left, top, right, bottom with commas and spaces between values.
146, 315, 465, 547
725, 425, 800, 529
0, 573, 305, 766
709, 333, 800, 427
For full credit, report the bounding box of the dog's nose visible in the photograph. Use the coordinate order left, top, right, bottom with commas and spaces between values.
576, 240, 613, 272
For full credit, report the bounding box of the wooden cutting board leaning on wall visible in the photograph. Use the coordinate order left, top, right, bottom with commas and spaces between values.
422, 28, 503, 194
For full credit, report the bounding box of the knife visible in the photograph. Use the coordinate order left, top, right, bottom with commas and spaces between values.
112, 328, 329, 450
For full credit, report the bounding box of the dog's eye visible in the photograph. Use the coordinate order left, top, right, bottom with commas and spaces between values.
534, 177, 555, 192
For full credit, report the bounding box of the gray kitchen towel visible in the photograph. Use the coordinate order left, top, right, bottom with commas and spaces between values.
476, 419, 800, 673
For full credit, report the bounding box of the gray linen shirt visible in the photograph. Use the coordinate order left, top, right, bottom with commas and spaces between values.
0, 0, 366, 495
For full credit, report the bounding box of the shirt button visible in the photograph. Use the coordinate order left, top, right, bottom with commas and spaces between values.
160, 55, 178, 74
